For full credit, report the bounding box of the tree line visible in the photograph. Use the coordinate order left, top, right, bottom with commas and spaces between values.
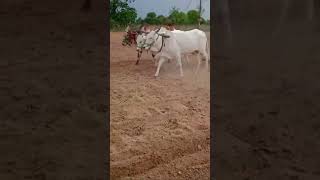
110, 0, 209, 29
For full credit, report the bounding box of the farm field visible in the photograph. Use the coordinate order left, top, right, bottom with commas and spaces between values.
110, 31, 211, 179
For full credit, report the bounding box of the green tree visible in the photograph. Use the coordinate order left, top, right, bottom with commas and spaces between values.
110, 0, 137, 28
163, 17, 173, 25
136, 17, 143, 24
187, 10, 200, 24
178, 12, 188, 24
168, 7, 179, 24
144, 12, 159, 24
157, 15, 166, 24
168, 7, 188, 24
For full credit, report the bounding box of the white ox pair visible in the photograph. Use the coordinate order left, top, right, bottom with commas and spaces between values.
137, 27, 210, 77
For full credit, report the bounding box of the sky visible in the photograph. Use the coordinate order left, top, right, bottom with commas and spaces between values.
128, 0, 210, 20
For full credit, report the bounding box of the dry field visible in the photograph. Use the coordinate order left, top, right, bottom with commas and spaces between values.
110, 32, 211, 179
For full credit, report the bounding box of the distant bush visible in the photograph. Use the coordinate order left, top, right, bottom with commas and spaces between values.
110, 24, 210, 32
109, 1, 210, 31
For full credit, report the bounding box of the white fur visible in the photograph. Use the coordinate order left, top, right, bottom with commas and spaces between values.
143, 27, 209, 77
144, 27, 183, 77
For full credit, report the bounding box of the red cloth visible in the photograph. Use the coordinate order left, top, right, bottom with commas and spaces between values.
127, 31, 137, 44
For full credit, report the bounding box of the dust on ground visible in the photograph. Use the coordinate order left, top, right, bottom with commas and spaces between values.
110, 32, 210, 180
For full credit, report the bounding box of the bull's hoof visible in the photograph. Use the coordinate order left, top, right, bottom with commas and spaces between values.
135, 61, 139, 65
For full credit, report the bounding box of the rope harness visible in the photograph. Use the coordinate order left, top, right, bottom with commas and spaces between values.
144, 29, 166, 53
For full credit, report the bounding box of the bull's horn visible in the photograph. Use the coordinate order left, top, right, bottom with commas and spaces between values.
155, 27, 161, 33
125, 26, 130, 32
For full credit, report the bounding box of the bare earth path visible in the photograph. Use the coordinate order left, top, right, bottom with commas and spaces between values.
110, 32, 210, 179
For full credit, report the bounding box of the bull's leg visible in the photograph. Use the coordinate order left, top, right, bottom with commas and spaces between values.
195, 53, 201, 74
176, 55, 185, 67
203, 52, 209, 71
185, 55, 190, 64
152, 53, 157, 66
153, 55, 158, 67
135, 51, 141, 65
177, 55, 184, 77
200, 52, 209, 71
155, 57, 166, 77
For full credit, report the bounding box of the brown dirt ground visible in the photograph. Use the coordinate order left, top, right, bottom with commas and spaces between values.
110, 32, 211, 180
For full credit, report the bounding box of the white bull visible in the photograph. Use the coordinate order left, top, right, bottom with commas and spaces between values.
143, 27, 209, 77
136, 30, 170, 66
170, 28, 209, 71
135, 31, 157, 65
124, 25, 157, 65
136, 28, 193, 67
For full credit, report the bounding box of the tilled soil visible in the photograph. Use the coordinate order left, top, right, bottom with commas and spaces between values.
110, 32, 211, 180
